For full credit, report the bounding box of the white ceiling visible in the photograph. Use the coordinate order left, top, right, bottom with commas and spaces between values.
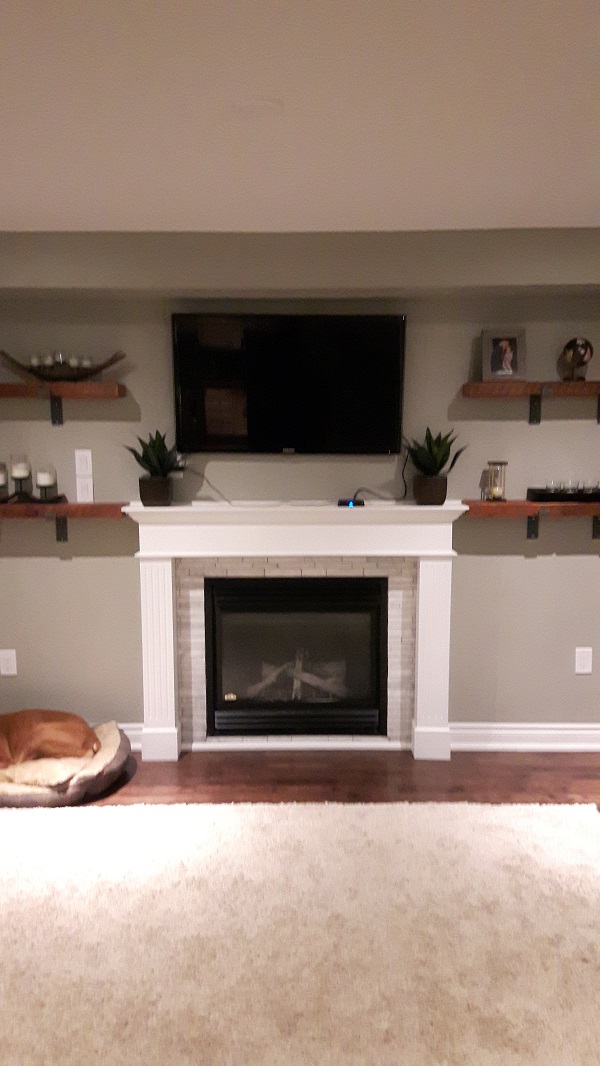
0, 0, 597, 232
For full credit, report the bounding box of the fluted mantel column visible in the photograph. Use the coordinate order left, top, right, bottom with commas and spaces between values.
139, 558, 180, 761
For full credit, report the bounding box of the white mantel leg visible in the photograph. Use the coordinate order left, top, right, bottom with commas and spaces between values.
139, 558, 180, 761
412, 557, 453, 760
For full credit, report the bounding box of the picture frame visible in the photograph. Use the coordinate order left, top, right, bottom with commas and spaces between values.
481, 329, 527, 381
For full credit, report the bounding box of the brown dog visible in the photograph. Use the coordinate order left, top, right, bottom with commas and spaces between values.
0, 710, 100, 769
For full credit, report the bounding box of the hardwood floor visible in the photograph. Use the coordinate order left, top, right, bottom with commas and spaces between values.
94, 750, 600, 806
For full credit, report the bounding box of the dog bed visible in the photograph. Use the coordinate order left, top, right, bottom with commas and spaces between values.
0, 721, 131, 807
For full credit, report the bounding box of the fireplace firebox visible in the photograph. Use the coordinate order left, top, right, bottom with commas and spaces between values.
204, 577, 387, 735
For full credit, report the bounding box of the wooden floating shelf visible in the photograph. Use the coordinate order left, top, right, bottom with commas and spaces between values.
0, 380, 127, 424
0, 502, 127, 541
463, 499, 600, 540
463, 381, 541, 398
0, 502, 126, 519
0, 381, 126, 400
464, 498, 600, 518
461, 380, 600, 423
462, 380, 600, 398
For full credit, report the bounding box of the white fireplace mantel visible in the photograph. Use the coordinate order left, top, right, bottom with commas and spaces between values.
124, 500, 467, 761
124, 499, 466, 558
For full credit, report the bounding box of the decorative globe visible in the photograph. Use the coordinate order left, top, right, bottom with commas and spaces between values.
557, 337, 594, 381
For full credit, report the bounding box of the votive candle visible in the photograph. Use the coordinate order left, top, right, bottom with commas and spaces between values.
11, 460, 30, 480
36, 470, 56, 488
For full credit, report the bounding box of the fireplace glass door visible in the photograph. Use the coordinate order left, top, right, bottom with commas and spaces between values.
205, 577, 387, 735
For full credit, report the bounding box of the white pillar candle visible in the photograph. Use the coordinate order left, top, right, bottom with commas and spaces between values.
11, 461, 30, 480
36, 470, 55, 487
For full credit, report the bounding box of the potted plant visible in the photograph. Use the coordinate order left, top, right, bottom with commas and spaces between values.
126, 430, 184, 506
405, 428, 466, 505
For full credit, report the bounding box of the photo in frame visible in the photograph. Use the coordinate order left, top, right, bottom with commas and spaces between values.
482, 329, 527, 381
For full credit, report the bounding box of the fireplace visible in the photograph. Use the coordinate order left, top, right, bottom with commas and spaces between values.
124, 499, 467, 760
205, 577, 387, 735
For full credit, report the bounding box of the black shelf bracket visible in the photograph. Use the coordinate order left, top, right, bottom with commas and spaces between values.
596, 396, 600, 424
592, 516, 600, 539
528, 394, 542, 424
526, 514, 539, 539
55, 516, 68, 542
50, 395, 63, 425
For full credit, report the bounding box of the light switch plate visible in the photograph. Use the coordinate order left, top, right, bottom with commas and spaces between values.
575, 646, 592, 674
76, 476, 94, 502
75, 449, 93, 477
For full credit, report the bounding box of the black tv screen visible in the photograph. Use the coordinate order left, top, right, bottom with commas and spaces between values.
172, 312, 405, 455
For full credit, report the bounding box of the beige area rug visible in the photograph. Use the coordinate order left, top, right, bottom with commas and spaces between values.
0, 803, 598, 1066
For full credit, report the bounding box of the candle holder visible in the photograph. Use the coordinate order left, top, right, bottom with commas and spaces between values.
8, 454, 33, 501
7, 486, 37, 503
5, 486, 67, 505
35, 465, 57, 500
35, 486, 67, 504
483, 460, 508, 501
31, 465, 66, 505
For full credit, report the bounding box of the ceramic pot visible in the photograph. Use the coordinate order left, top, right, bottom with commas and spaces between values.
139, 476, 173, 507
413, 474, 447, 506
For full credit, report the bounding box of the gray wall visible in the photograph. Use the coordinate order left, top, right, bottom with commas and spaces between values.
0, 231, 598, 727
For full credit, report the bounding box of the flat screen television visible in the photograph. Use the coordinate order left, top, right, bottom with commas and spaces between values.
172, 312, 405, 455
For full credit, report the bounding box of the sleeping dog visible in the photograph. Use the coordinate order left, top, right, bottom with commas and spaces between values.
0, 710, 100, 768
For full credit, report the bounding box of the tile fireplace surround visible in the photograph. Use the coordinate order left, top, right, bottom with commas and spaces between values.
124, 501, 467, 761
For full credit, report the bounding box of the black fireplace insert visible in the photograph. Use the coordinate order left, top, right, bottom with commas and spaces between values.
204, 577, 387, 735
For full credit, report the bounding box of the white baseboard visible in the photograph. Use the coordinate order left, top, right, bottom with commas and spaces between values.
450, 722, 600, 752
120, 721, 600, 755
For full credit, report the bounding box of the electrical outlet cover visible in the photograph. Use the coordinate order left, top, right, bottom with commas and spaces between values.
0, 649, 17, 675
575, 647, 592, 674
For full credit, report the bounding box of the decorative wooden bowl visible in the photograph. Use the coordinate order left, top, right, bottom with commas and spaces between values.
0, 350, 126, 383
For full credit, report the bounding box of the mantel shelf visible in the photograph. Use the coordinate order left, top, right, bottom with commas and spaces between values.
0, 502, 127, 541
463, 499, 600, 540
461, 380, 600, 424
0, 379, 127, 424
